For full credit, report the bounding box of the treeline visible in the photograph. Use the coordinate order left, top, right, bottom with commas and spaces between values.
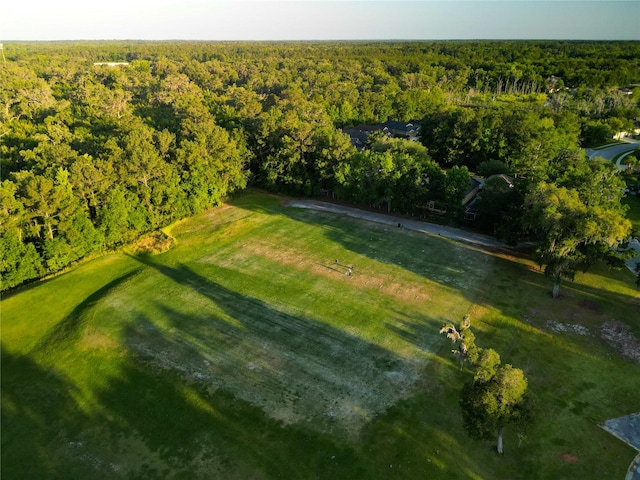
419, 102, 633, 297
1, 51, 252, 289
7, 41, 638, 91
1, 41, 638, 290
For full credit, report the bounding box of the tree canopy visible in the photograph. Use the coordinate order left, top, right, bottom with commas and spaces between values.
460, 363, 530, 454
524, 163, 631, 297
441, 318, 532, 454
2, 40, 638, 290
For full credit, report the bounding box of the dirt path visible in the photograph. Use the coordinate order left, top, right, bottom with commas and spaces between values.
285, 199, 510, 250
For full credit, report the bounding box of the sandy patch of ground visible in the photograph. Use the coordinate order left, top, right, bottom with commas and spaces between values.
546, 320, 591, 336
559, 452, 580, 464
213, 240, 434, 305
81, 330, 120, 350
600, 320, 640, 363
525, 307, 640, 363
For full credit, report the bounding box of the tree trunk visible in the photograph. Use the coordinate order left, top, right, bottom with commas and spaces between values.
552, 281, 560, 298
497, 427, 504, 454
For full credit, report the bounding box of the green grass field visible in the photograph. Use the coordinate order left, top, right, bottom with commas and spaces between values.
623, 194, 640, 236
2, 191, 639, 479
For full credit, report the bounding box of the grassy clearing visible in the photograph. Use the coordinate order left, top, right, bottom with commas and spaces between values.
623, 194, 640, 235
2, 191, 639, 479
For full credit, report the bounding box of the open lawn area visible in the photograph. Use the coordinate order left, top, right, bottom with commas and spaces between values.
623, 194, 640, 236
2, 191, 639, 479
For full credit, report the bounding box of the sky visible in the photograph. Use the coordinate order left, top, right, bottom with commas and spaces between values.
1, 1, 638, 41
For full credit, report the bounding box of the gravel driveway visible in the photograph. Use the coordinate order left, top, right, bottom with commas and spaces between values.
285, 199, 508, 250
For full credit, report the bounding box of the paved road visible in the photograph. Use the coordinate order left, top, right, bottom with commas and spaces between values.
287, 197, 640, 310
286, 200, 640, 274
601, 413, 640, 480
586, 140, 640, 169
285, 200, 509, 250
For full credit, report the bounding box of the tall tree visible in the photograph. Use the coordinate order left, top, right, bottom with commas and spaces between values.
440, 316, 480, 370
176, 120, 248, 213
504, 111, 575, 182
113, 120, 186, 227
0, 180, 43, 288
460, 363, 530, 454
443, 165, 471, 220
525, 182, 631, 297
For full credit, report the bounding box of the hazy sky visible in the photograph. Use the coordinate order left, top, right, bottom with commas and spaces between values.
2, 1, 638, 41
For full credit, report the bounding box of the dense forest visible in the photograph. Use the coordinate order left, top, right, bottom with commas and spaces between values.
1, 41, 639, 290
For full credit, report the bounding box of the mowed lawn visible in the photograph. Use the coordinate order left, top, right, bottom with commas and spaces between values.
2, 191, 639, 479
623, 194, 640, 235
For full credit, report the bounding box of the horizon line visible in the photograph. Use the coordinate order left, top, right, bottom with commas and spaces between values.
3, 38, 639, 42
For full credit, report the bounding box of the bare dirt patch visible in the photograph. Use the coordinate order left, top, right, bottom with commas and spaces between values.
547, 320, 591, 336
523, 300, 604, 332
213, 240, 433, 305
559, 452, 580, 464
81, 330, 120, 350
600, 320, 640, 363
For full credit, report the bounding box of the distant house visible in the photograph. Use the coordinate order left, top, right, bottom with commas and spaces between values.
463, 174, 515, 221
614, 123, 640, 140
93, 62, 130, 67
486, 174, 515, 189
381, 121, 420, 141
342, 128, 372, 150
351, 124, 392, 134
462, 177, 484, 207
342, 120, 420, 149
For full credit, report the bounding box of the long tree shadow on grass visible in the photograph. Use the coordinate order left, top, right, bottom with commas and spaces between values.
127, 254, 423, 439
1, 347, 99, 479
263, 200, 640, 307
2, 341, 368, 479
237, 199, 496, 303
266, 204, 640, 368
93, 340, 370, 479
385, 314, 442, 352
231, 198, 640, 477
29, 270, 141, 357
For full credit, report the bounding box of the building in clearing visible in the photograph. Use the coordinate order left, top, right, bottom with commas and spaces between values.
93, 62, 129, 67
342, 120, 421, 149
463, 174, 515, 221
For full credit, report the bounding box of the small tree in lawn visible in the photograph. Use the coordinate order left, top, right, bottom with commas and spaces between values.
460, 363, 530, 454
473, 348, 501, 383
440, 315, 480, 370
